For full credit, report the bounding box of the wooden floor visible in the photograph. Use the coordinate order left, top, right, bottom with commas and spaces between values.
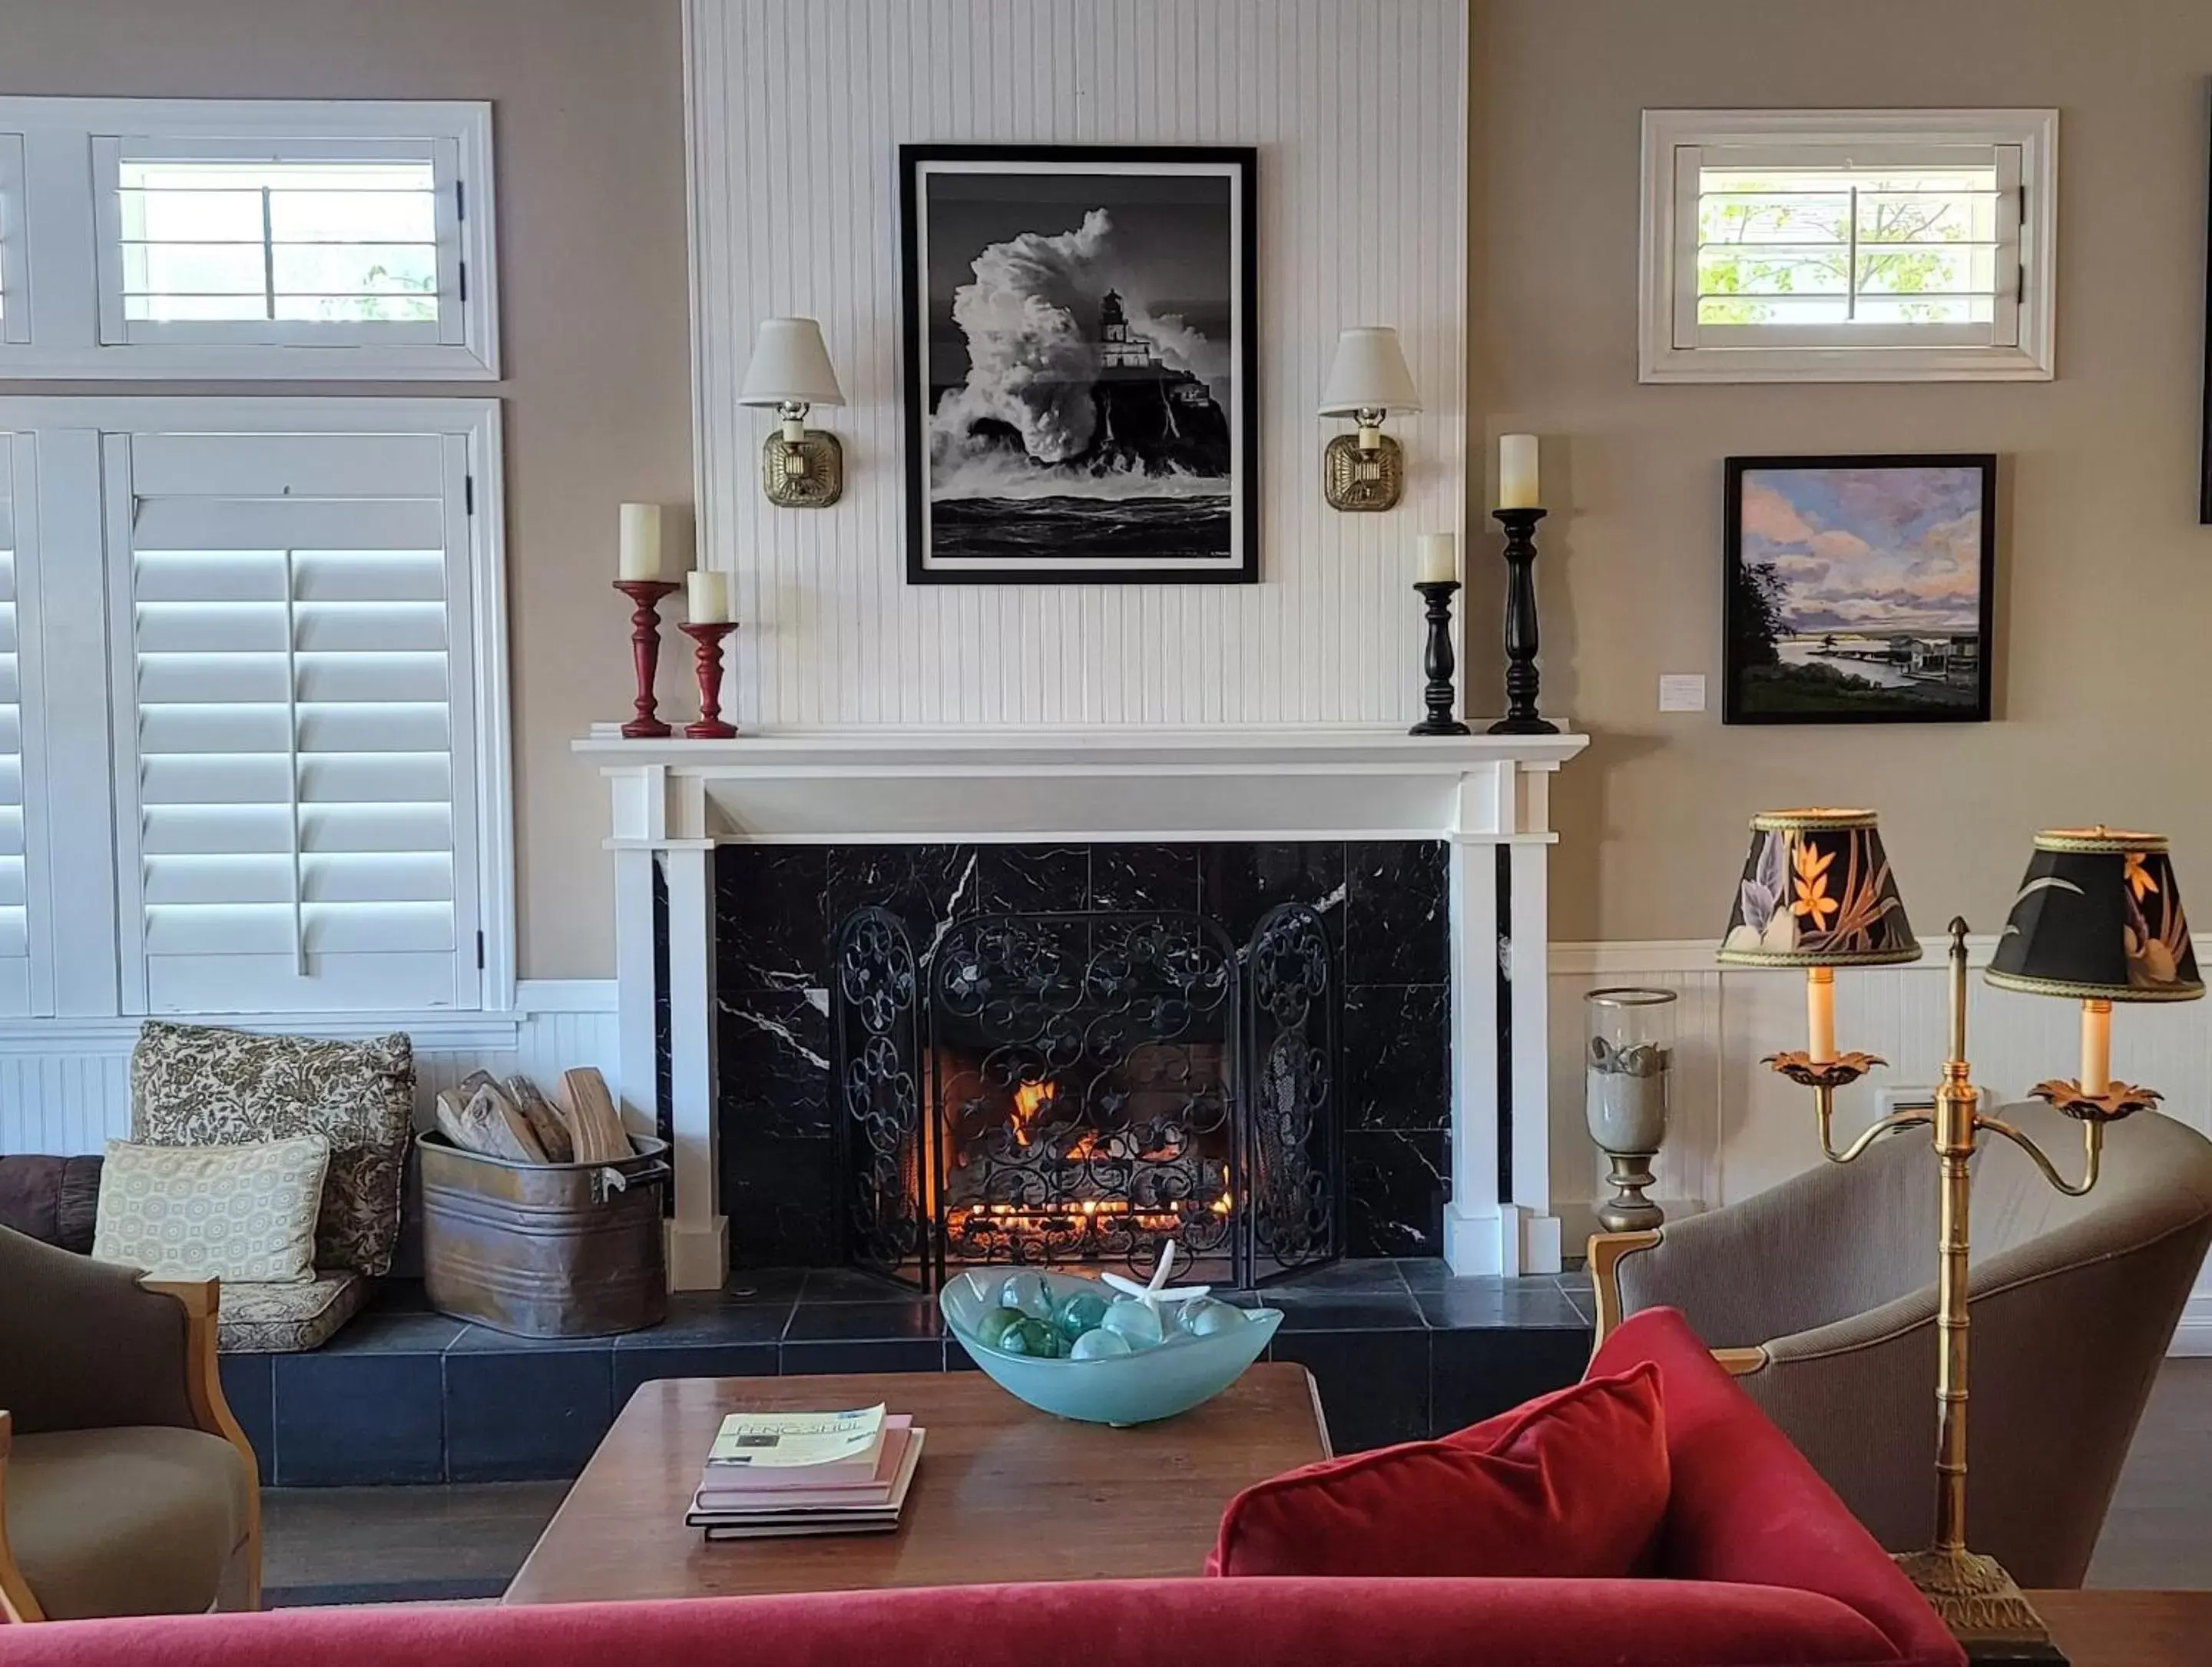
263, 1357, 2212, 1604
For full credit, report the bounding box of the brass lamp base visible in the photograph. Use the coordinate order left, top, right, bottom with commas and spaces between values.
760, 429, 843, 508
1892, 1548, 2067, 1664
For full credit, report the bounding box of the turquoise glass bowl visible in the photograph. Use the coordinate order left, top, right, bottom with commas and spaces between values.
940, 1269, 1283, 1427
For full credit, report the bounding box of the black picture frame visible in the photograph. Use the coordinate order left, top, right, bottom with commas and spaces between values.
899, 144, 1260, 585
2200, 90, 2212, 523
1723, 453, 1997, 726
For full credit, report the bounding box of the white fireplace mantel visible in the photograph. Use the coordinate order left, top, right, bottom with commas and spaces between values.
578, 725, 1590, 1289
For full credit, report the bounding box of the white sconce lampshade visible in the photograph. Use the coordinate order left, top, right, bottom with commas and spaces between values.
1318, 326, 1421, 417
739, 317, 846, 408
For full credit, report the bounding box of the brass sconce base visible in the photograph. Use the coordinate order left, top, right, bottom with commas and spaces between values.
1892, 1548, 2065, 1663
2028, 1078, 2161, 1123
1762, 1049, 1884, 1091
760, 429, 843, 508
1323, 432, 1405, 511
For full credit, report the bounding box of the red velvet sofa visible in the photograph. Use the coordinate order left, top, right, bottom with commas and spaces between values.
0, 1307, 1963, 1667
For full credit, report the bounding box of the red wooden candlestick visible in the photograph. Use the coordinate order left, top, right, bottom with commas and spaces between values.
679, 620, 739, 740
614, 579, 681, 738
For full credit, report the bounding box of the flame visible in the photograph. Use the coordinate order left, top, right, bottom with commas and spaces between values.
1011, 1080, 1055, 1148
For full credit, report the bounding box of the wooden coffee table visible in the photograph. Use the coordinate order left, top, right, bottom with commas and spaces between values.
503, 1364, 1330, 1606
2029, 1590, 2212, 1667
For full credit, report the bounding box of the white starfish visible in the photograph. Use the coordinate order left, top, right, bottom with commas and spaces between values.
1101, 1241, 1212, 1311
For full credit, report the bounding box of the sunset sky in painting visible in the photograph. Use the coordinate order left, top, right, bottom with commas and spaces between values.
1740, 466, 1984, 636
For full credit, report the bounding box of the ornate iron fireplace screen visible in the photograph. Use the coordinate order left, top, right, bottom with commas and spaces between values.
832, 905, 1339, 1291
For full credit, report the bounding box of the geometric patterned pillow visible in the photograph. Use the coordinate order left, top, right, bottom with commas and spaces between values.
131, 1022, 415, 1278
93, 1135, 331, 1284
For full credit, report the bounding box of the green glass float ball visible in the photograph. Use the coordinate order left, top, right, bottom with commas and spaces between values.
1053, 1291, 1112, 1342
1069, 1327, 1133, 1360
972, 1305, 1024, 1348
1000, 1273, 1056, 1321
1100, 1297, 1165, 1349
994, 1316, 1059, 1357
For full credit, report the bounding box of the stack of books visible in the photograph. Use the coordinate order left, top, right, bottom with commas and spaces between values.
687, 1402, 924, 1540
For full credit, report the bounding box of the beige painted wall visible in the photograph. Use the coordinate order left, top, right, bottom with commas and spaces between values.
0, 0, 694, 979
1472, 0, 2212, 942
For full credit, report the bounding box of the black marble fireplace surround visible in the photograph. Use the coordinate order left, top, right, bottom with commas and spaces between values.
716, 842, 1455, 1274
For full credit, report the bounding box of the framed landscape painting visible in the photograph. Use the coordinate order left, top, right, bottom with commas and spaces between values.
900, 144, 1258, 585
1724, 454, 1996, 725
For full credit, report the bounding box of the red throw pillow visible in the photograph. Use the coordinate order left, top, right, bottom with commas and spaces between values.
1207, 1361, 1668, 1579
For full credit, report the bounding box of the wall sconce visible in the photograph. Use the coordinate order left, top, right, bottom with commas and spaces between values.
1319, 326, 1421, 512
738, 316, 846, 508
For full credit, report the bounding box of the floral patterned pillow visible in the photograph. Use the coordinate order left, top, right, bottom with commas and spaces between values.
131, 1022, 415, 1278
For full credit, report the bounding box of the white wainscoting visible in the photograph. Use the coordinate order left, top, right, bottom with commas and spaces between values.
1548, 941, 2212, 1353
0, 983, 623, 1155
687, 0, 1468, 728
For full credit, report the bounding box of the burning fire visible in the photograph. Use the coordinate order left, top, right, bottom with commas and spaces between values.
1010, 1080, 1055, 1148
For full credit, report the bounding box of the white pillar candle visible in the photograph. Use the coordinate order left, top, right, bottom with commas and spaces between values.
2080, 999, 2112, 1096
618, 502, 664, 582
1498, 433, 1541, 510
1416, 533, 1458, 585
687, 569, 730, 624
1806, 966, 1836, 1065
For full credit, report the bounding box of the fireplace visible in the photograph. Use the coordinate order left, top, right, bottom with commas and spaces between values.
832, 901, 1339, 1290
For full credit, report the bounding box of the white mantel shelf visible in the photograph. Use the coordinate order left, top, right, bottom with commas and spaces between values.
584, 724, 1589, 1291
576, 725, 1590, 848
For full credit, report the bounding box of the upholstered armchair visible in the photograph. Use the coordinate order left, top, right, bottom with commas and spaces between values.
1588, 1101, 2212, 1589
0, 1227, 260, 1622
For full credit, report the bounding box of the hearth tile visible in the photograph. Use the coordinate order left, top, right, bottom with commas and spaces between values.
1343, 983, 1450, 1130
942, 1337, 982, 1371
717, 845, 829, 991
720, 1267, 810, 1304
724, 1135, 841, 1267
1262, 1288, 1426, 1333
1430, 1327, 1590, 1433
445, 1341, 615, 1481
628, 1294, 793, 1346
1198, 841, 1347, 948
1412, 1278, 1591, 1332
272, 1352, 443, 1486
1259, 1257, 1411, 1298
782, 1298, 942, 1344
1343, 1129, 1450, 1258
979, 844, 1090, 916
314, 1309, 469, 1354
1270, 1330, 1429, 1453
826, 844, 981, 944
1393, 1257, 1451, 1292
781, 1339, 945, 1375
614, 1344, 780, 1406
1346, 841, 1449, 986
801, 1267, 937, 1303
717, 990, 833, 1141
217, 1354, 274, 1485
1089, 843, 1200, 913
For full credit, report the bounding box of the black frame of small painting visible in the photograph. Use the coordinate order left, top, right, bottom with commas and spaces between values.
899, 143, 1260, 586
1722, 453, 1998, 727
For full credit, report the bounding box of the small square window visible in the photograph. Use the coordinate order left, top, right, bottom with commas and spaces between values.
1641, 111, 2057, 383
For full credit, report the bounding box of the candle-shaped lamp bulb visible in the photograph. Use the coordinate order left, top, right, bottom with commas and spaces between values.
1807, 966, 1836, 1065
2080, 999, 2113, 1096
1498, 433, 1540, 510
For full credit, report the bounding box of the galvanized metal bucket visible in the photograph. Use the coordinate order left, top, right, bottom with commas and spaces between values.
418, 1131, 671, 1338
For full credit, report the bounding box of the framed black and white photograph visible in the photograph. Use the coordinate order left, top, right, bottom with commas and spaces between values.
1724, 454, 1997, 725
900, 144, 1257, 585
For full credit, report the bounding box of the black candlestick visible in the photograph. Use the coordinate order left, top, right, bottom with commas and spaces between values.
1489, 506, 1558, 735
1409, 580, 1472, 736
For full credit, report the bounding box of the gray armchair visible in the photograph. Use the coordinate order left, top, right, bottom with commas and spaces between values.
1589, 1101, 2212, 1589
0, 1227, 260, 1621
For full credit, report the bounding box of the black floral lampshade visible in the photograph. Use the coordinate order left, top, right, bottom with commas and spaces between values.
1986, 830, 2203, 1002
1717, 808, 1922, 967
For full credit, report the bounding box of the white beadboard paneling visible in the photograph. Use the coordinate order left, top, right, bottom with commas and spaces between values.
687, 0, 1467, 728
1548, 943, 2212, 1352
0, 990, 621, 1154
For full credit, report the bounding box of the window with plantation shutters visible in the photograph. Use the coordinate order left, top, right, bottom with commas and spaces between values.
105, 426, 487, 1014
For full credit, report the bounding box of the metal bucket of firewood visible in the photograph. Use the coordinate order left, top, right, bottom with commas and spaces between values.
419, 1069, 670, 1338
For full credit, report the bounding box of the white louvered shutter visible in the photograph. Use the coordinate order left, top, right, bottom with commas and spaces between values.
0, 432, 26, 1013
107, 427, 482, 1013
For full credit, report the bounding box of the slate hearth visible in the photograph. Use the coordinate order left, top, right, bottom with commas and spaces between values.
715, 841, 1455, 1270
227, 1260, 1594, 1485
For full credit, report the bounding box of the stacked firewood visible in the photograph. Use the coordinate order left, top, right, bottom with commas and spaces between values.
433, 1066, 634, 1164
